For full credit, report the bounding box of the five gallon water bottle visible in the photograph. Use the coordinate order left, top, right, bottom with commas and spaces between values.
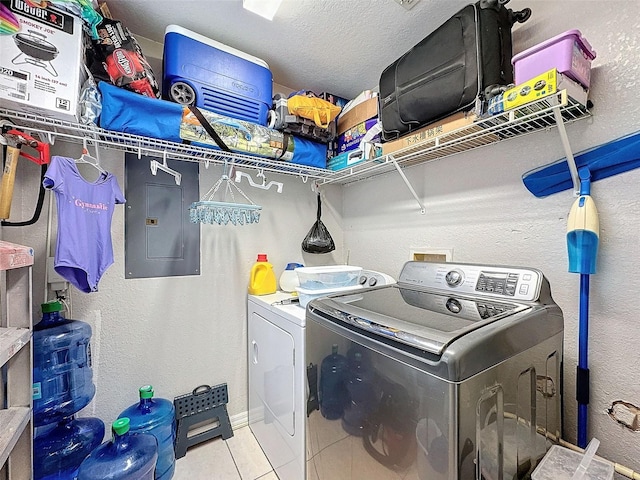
119, 386, 176, 480
34, 415, 105, 480
77, 417, 158, 480
342, 351, 377, 436
319, 344, 349, 420
33, 301, 96, 426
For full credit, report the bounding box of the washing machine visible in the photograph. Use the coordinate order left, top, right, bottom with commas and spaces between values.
248, 271, 395, 480
305, 261, 564, 480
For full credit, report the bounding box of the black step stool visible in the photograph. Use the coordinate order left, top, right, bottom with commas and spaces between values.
174, 383, 233, 458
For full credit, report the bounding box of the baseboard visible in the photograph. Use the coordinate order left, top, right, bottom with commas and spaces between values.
230, 410, 249, 430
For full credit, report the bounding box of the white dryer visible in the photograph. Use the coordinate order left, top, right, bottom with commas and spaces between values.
248, 272, 396, 480
248, 292, 306, 480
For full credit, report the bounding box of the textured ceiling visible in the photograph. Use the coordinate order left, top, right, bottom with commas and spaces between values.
104, 0, 482, 100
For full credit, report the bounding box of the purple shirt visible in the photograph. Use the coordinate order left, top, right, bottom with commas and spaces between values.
44, 156, 126, 293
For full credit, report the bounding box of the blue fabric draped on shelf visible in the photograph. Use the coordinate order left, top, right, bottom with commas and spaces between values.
98, 82, 326, 169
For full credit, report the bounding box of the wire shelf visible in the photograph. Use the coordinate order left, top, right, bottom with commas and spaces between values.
0, 90, 590, 186
0, 108, 331, 182
316, 90, 591, 185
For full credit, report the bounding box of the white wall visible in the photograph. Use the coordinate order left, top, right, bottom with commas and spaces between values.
341, 0, 640, 472
2, 140, 344, 431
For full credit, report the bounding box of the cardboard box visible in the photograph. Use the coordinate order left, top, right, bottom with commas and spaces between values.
489, 68, 588, 114
0, 0, 86, 122
381, 111, 479, 156
337, 96, 378, 135
337, 117, 380, 153
327, 150, 366, 171
319, 92, 349, 109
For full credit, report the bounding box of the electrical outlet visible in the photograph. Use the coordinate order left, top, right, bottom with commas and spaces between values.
410, 248, 453, 262
47, 257, 69, 292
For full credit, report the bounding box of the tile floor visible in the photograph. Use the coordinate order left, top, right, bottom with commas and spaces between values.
174, 426, 276, 480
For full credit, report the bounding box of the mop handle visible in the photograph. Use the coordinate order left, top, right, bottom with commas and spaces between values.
577, 273, 590, 448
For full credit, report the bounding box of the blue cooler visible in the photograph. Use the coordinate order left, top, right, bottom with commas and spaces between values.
163, 25, 272, 126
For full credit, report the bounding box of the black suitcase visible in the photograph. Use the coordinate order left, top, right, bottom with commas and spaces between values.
379, 0, 531, 141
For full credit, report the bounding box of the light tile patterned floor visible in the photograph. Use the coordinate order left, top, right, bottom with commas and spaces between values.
174, 426, 275, 480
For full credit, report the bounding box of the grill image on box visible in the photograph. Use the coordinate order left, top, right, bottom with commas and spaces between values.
305, 261, 564, 480
162, 25, 273, 126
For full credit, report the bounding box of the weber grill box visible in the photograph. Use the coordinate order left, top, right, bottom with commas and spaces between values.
0, 0, 85, 122
162, 25, 272, 126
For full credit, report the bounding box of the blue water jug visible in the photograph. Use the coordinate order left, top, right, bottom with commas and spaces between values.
33, 301, 96, 427
342, 352, 377, 436
319, 344, 349, 420
77, 417, 158, 480
119, 386, 176, 480
34, 415, 105, 480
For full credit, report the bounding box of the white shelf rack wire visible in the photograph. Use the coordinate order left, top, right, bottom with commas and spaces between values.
319, 90, 591, 188
0, 89, 590, 189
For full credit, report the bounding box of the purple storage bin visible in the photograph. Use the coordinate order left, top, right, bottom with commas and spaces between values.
512, 29, 596, 88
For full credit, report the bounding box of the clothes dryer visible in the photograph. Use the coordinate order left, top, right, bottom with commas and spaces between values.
248, 271, 396, 480
248, 292, 306, 480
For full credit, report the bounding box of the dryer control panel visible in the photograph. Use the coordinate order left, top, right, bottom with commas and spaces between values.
398, 261, 543, 302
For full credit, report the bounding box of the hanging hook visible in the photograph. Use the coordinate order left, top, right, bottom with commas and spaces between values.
234, 169, 283, 193
299, 173, 309, 184
149, 150, 182, 185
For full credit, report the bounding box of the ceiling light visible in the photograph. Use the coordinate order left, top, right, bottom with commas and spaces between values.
392, 0, 420, 10
243, 0, 283, 20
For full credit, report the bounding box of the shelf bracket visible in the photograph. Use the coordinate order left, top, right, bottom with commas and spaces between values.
552, 106, 580, 196
388, 155, 426, 214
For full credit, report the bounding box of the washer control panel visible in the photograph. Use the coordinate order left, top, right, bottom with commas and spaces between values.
359, 270, 397, 287
398, 262, 542, 302
476, 272, 520, 296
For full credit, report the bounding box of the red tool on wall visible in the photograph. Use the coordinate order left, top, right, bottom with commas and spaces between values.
0, 128, 50, 224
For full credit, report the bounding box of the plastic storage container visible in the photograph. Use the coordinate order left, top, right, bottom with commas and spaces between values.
77, 417, 158, 480
34, 415, 105, 480
319, 344, 349, 420
296, 284, 362, 308
531, 444, 614, 480
118, 386, 176, 480
512, 29, 596, 88
248, 254, 277, 295
163, 25, 273, 125
295, 265, 363, 290
33, 301, 96, 426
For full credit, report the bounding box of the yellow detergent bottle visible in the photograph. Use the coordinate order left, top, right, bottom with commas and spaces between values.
248, 253, 277, 295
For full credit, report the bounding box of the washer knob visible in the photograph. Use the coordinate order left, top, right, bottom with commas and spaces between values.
446, 298, 462, 314
359, 275, 367, 285
368, 277, 377, 287
445, 270, 464, 287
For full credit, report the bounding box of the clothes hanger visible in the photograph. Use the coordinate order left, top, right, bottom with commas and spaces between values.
76, 138, 107, 174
